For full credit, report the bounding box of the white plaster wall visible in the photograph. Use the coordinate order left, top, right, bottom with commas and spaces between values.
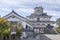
4, 13, 25, 21
11, 32, 16, 34
21, 21, 26, 28
34, 7, 43, 14
28, 18, 37, 21
21, 32, 27, 39
34, 29, 39, 33
7, 17, 21, 21
3, 12, 33, 38
40, 18, 50, 21
26, 22, 33, 29
22, 21, 33, 29
6, 16, 33, 29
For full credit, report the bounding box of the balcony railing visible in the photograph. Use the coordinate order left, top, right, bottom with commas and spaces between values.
22, 28, 34, 32
33, 24, 46, 27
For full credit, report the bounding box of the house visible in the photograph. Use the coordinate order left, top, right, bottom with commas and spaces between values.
26, 7, 55, 33
2, 7, 56, 40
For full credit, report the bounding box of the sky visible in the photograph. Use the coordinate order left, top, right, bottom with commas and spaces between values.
0, 0, 60, 21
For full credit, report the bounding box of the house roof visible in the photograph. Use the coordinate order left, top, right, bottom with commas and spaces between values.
29, 21, 55, 24
3, 10, 26, 19
2, 10, 33, 26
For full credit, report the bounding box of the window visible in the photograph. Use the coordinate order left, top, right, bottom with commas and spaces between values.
37, 18, 40, 21
11, 21, 17, 25
37, 23, 40, 25
37, 10, 40, 12
42, 24, 45, 25
26, 25, 28, 29
11, 15, 15, 18
29, 27, 31, 30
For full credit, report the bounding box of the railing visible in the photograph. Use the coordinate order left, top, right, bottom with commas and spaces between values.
53, 28, 59, 34
30, 21, 55, 22
33, 24, 46, 27
22, 28, 34, 32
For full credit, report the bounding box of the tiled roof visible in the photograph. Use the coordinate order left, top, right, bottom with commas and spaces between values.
29, 21, 55, 23
27, 13, 52, 18
3, 10, 26, 19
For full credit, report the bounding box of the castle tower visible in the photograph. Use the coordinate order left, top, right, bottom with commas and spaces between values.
34, 7, 43, 15
27, 7, 55, 33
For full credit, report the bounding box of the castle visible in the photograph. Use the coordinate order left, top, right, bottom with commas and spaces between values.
2, 7, 57, 40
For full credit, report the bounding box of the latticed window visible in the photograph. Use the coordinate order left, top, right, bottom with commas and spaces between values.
12, 15, 16, 18
37, 18, 40, 21
37, 10, 40, 12
11, 21, 17, 25
26, 25, 28, 29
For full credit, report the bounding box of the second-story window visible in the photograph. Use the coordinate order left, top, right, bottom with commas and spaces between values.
37, 18, 40, 21
37, 10, 40, 12
26, 25, 28, 29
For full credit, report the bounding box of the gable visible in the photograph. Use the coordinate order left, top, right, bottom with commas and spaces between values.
3, 10, 26, 21
7, 16, 22, 21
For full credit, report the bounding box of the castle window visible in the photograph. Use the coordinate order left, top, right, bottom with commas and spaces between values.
11, 15, 15, 18
11, 21, 17, 25
26, 25, 28, 29
37, 18, 40, 21
37, 10, 40, 12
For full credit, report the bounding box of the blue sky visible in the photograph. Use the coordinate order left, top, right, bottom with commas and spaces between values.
0, 0, 60, 21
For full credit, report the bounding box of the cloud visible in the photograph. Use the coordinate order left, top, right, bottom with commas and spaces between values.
44, 10, 60, 21
0, 0, 18, 5
17, 8, 33, 13
0, 0, 60, 20
14, 8, 34, 17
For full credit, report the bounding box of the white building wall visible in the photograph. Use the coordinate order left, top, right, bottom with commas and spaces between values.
21, 32, 27, 39
21, 21, 26, 28
40, 18, 50, 21
7, 17, 21, 21
7, 16, 33, 29
3, 11, 34, 39
34, 7, 43, 14
28, 18, 37, 21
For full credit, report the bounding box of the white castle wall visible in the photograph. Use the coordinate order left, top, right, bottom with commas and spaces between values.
7, 17, 20, 21
40, 18, 50, 21
27, 18, 37, 21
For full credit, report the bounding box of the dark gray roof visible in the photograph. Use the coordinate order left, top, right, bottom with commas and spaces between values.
34, 7, 43, 9
29, 21, 55, 23
22, 28, 34, 32
3, 10, 26, 19
27, 13, 52, 18
30, 13, 49, 16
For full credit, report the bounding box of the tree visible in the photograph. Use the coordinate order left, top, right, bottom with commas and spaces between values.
0, 18, 22, 40
15, 24, 22, 40
0, 18, 10, 40
56, 18, 60, 33
56, 26, 60, 33
10, 22, 22, 40
56, 18, 60, 26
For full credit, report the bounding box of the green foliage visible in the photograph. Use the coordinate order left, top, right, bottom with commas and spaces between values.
56, 26, 60, 33
11, 22, 22, 37
56, 18, 60, 33
56, 18, 60, 26
16, 25, 22, 36
0, 18, 10, 35
2, 28, 10, 36
0, 17, 22, 40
